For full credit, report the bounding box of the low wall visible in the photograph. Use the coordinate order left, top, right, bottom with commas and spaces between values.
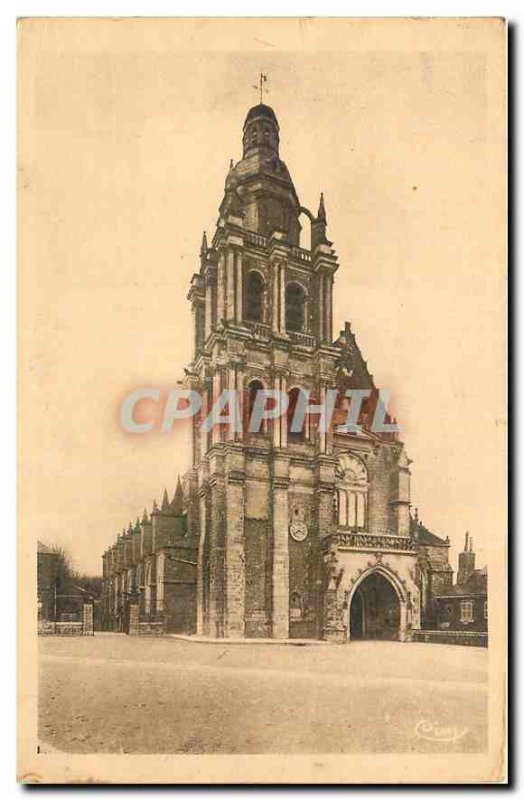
128, 621, 165, 636
38, 603, 95, 636
412, 629, 488, 647
126, 603, 165, 635
38, 621, 84, 636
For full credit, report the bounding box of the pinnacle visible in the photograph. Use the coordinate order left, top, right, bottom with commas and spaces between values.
317, 191, 326, 221
171, 476, 184, 515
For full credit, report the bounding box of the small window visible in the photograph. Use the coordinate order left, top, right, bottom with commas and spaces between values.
245, 271, 264, 322
460, 600, 474, 623
290, 592, 302, 620
484, 601, 488, 620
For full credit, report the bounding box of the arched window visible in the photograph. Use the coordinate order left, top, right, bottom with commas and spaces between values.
245, 270, 264, 322
246, 379, 265, 434
336, 453, 368, 530
287, 386, 307, 442
285, 282, 305, 332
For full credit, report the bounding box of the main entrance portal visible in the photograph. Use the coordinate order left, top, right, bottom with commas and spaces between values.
349, 571, 401, 641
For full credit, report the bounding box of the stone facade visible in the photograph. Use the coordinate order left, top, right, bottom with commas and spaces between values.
102, 481, 198, 633
182, 102, 452, 641
102, 100, 455, 641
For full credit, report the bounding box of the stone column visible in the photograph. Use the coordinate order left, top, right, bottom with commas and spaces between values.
225, 476, 245, 637
272, 262, 280, 333
323, 551, 345, 642
211, 369, 222, 447
204, 282, 212, 340
271, 458, 290, 639
82, 602, 94, 635
236, 363, 244, 442
327, 275, 333, 343
209, 477, 226, 637
280, 373, 288, 449
128, 603, 140, 635
399, 599, 408, 642
196, 491, 206, 634
272, 373, 281, 449
279, 262, 286, 332
226, 366, 237, 441
318, 383, 326, 454
318, 273, 324, 342
217, 251, 225, 325
392, 450, 411, 537
326, 387, 335, 456
235, 250, 243, 323
226, 249, 235, 321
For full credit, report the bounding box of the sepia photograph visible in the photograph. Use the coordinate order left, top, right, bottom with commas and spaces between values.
17, 16, 506, 784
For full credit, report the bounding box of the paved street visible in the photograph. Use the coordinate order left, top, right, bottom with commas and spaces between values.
39, 633, 487, 754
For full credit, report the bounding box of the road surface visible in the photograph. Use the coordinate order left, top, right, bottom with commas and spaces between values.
39, 633, 487, 754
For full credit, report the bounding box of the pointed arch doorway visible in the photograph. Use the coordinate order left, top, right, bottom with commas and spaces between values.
349, 570, 401, 641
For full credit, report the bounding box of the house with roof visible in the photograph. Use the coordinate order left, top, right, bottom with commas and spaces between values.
434, 533, 488, 633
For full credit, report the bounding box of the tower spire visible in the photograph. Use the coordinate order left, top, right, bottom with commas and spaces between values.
200, 230, 208, 257
318, 191, 326, 222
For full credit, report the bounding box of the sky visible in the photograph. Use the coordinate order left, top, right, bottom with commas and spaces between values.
19, 19, 505, 576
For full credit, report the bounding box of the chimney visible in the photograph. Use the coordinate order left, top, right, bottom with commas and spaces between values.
457, 531, 476, 585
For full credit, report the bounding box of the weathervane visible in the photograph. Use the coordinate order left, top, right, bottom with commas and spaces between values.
253, 72, 268, 103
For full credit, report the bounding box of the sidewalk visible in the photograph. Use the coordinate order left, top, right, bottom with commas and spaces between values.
168, 633, 334, 646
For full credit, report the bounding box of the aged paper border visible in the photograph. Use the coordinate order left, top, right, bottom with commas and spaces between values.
17, 16, 507, 784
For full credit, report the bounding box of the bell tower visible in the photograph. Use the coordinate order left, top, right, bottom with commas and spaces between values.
184, 98, 420, 642
185, 100, 340, 639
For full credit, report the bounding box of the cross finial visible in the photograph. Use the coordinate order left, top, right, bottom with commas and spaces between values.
253, 72, 268, 104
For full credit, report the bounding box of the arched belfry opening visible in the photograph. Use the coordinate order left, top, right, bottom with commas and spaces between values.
285, 282, 305, 332
244, 270, 264, 322
298, 208, 312, 251
349, 570, 402, 641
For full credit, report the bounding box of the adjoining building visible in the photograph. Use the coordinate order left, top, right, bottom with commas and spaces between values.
101, 480, 196, 634
102, 100, 480, 642
434, 533, 488, 633
38, 540, 95, 635
37, 540, 60, 622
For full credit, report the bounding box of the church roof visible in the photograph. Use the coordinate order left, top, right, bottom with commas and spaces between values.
37, 540, 56, 555
244, 103, 279, 127
435, 568, 488, 598
411, 518, 449, 547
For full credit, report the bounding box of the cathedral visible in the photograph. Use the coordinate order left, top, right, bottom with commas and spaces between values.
102, 100, 455, 641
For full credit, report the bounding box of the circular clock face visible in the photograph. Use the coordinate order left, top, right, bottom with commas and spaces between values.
289, 521, 308, 542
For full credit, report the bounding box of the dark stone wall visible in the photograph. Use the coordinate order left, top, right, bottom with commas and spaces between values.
244, 518, 270, 637
288, 493, 318, 638
436, 595, 488, 632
